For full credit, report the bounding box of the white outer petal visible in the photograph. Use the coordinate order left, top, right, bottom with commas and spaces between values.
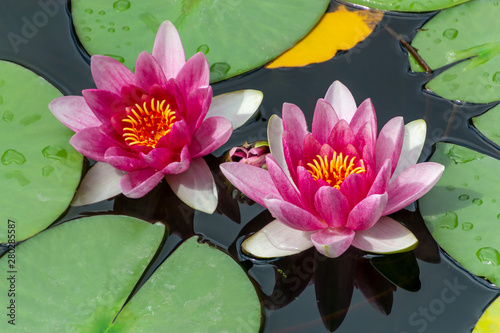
71, 162, 125, 206
392, 119, 427, 180
242, 219, 314, 258
351, 216, 418, 254
206, 90, 263, 129
165, 158, 218, 214
323, 80, 357, 123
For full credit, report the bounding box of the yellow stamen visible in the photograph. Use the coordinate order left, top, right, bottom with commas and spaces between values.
307, 152, 366, 189
121, 98, 177, 148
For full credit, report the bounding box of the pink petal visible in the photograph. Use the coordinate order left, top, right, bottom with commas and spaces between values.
297, 166, 319, 214
338, 143, 360, 160
165, 157, 217, 213
324, 81, 357, 123
375, 117, 404, 174
159, 118, 191, 152
283, 131, 300, 182
367, 159, 391, 196
349, 98, 377, 142
312, 98, 339, 144
266, 155, 302, 208
120, 168, 165, 198
49, 96, 101, 132
314, 186, 350, 228
328, 119, 355, 152
282, 103, 308, 143
264, 198, 326, 231
175, 52, 210, 94
184, 86, 212, 133
71, 162, 125, 206
242, 219, 314, 258
140, 147, 180, 171
340, 173, 368, 209
82, 89, 124, 123
161, 146, 191, 174
190, 116, 232, 158
303, 134, 322, 164
120, 84, 147, 106
91, 55, 135, 95
69, 127, 115, 161
383, 162, 444, 215
352, 216, 418, 254
220, 162, 282, 207
134, 51, 168, 91
311, 227, 355, 258
353, 122, 375, 159
346, 193, 388, 231
152, 21, 186, 80
104, 146, 146, 171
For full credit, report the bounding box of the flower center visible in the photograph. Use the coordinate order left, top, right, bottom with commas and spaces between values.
122, 98, 177, 148
307, 152, 366, 189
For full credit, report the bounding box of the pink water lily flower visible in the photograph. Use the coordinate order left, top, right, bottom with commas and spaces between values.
49, 21, 262, 213
221, 81, 444, 258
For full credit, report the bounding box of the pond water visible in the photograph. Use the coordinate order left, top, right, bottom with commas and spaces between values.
1, 1, 499, 332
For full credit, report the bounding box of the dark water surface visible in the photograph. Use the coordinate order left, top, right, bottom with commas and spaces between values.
1, 0, 500, 332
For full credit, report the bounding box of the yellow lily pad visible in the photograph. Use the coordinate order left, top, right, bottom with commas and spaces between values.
267, 6, 383, 69
473, 296, 500, 332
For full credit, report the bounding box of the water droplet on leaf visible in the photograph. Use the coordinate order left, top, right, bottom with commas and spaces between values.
1, 149, 26, 165
42, 166, 54, 177
2, 111, 13, 122
443, 28, 458, 40
462, 222, 473, 231
197, 44, 209, 54
113, 0, 131, 12
210, 62, 231, 81
493, 72, 500, 84
472, 198, 483, 206
435, 211, 458, 230
477, 247, 500, 265
42, 146, 67, 161
458, 194, 469, 201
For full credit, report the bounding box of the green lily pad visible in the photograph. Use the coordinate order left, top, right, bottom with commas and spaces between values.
71, 0, 329, 82
419, 142, 500, 285
108, 237, 261, 332
472, 103, 500, 147
0, 61, 83, 244
409, 0, 500, 103
344, 0, 470, 12
0, 215, 164, 331
0, 216, 261, 331
473, 295, 500, 332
